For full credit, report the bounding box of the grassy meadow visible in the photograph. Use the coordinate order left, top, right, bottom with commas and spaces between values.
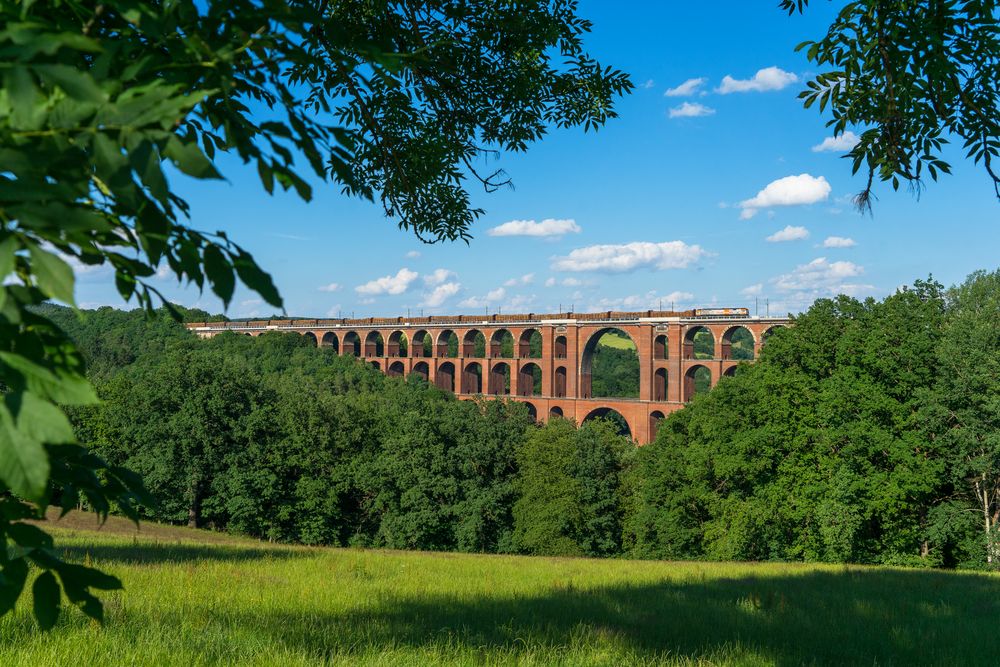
1, 515, 998, 666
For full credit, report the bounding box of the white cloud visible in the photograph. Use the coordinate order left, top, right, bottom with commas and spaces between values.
642, 79, 655, 89
457, 287, 508, 309
739, 173, 831, 219
421, 282, 461, 307
585, 289, 695, 312
665, 77, 706, 97
545, 277, 557, 287
405, 250, 422, 259
812, 131, 860, 153
487, 218, 581, 238
503, 273, 535, 287
325, 305, 342, 317
742, 283, 764, 296
355, 268, 418, 296
423, 268, 456, 286
317, 282, 341, 292
766, 225, 810, 242
772, 257, 869, 296
668, 102, 715, 118
823, 236, 857, 248
553, 241, 708, 273
240, 298, 262, 307
155, 263, 172, 280
717, 66, 798, 94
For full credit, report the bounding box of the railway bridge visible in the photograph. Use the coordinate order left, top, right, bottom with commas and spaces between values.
187, 309, 789, 444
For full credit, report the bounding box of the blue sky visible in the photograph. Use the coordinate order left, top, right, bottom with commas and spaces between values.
74, 3, 1000, 318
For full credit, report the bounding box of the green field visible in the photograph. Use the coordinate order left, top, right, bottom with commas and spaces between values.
597, 332, 635, 350
1, 515, 998, 666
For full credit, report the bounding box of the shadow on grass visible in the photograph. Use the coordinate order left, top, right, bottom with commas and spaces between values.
60, 542, 307, 565
230, 568, 1000, 665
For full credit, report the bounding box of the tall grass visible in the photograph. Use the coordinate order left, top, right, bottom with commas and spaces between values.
1, 524, 998, 666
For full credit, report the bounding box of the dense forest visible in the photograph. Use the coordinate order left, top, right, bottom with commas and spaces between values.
46, 268, 1000, 567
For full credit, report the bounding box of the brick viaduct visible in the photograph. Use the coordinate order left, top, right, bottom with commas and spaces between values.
187, 310, 789, 444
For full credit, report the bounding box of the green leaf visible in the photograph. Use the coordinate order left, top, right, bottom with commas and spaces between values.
163, 136, 221, 180
4, 66, 39, 127
7, 523, 54, 550
232, 250, 282, 308
203, 245, 235, 307
32, 571, 61, 631
0, 236, 17, 280
0, 558, 28, 617
0, 352, 97, 405
34, 65, 106, 104
27, 245, 75, 304
0, 392, 75, 502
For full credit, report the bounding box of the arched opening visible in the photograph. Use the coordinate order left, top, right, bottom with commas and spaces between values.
411, 330, 431, 357
554, 335, 567, 359
683, 365, 712, 401
580, 328, 639, 399
387, 331, 409, 357
462, 361, 483, 394
244, 332, 252, 336
684, 326, 715, 360
437, 329, 459, 358
523, 401, 538, 421
411, 361, 429, 382
388, 361, 405, 377
463, 330, 486, 357
490, 329, 514, 358
549, 406, 564, 418
518, 329, 542, 358
364, 331, 384, 357
342, 331, 361, 357
654, 334, 668, 360
303, 332, 318, 347
649, 410, 665, 440
489, 362, 511, 395
723, 365, 739, 378
583, 407, 632, 439
554, 366, 568, 398
436, 361, 455, 392
722, 326, 755, 360
762, 325, 784, 345
653, 367, 667, 401
370, 361, 381, 371
321, 331, 339, 353
518, 362, 542, 397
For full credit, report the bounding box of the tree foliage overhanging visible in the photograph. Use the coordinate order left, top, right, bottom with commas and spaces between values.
785, 0, 1000, 209
0, 0, 631, 627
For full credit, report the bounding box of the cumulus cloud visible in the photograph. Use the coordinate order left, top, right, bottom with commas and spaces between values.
457, 287, 508, 309
766, 225, 810, 242
421, 282, 461, 307
823, 236, 857, 248
741, 283, 764, 296
585, 289, 695, 312
668, 102, 715, 118
355, 268, 418, 296
487, 218, 581, 238
552, 241, 708, 273
739, 173, 831, 219
812, 131, 860, 153
503, 273, 535, 287
317, 283, 341, 292
665, 77, 706, 97
423, 268, 456, 286
717, 66, 798, 94
772, 257, 871, 297
405, 250, 421, 259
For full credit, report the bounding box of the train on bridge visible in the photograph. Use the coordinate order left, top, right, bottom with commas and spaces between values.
187, 308, 789, 444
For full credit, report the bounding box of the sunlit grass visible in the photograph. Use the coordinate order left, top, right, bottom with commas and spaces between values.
1, 520, 998, 666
